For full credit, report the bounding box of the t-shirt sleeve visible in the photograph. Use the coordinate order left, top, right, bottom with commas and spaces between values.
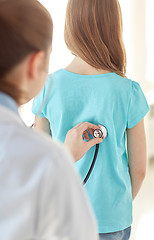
127, 81, 150, 129
32, 75, 53, 118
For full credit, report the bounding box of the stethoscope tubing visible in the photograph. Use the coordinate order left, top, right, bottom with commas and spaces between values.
83, 144, 99, 184
83, 125, 107, 185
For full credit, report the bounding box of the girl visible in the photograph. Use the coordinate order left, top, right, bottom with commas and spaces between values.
32, 0, 149, 239
0, 0, 102, 239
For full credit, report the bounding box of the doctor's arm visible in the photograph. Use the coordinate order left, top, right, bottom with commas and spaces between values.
127, 119, 147, 200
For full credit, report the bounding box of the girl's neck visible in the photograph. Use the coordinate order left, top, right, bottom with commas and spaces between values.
65, 57, 111, 75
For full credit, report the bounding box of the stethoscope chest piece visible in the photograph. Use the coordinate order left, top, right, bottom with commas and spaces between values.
93, 125, 108, 139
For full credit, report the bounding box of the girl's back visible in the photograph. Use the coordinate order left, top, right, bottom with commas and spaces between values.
32, 67, 149, 233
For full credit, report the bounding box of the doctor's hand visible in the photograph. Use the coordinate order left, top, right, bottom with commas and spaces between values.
64, 122, 103, 162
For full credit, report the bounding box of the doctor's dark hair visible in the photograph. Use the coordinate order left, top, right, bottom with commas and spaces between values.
0, 0, 53, 98
64, 0, 126, 77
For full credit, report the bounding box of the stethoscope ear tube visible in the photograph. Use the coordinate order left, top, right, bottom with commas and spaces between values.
83, 144, 99, 184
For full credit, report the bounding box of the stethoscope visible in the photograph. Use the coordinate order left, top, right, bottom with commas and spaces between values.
83, 125, 108, 185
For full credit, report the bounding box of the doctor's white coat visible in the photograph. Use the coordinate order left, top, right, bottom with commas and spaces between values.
0, 105, 98, 240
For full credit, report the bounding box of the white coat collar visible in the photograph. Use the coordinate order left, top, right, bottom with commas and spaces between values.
0, 105, 25, 126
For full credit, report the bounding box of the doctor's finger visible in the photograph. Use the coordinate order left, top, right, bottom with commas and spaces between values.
86, 137, 103, 150
83, 130, 89, 140
88, 128, 94, 135
78, 122, 99, 133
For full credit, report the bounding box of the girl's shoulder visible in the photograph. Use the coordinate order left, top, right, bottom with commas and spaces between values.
51, 69, 67, 79
101, 72, 141, 94
109, 73, 132, 86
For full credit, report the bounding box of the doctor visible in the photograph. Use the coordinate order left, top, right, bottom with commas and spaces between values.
0, 0, 103, 240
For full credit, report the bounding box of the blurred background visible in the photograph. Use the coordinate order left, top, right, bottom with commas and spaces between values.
19, 0, 154, 239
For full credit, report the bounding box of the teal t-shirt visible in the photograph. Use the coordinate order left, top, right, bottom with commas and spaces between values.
32, 69, 149, 233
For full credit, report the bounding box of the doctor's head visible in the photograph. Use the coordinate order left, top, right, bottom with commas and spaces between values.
0, 0, 53, 105
64, 0, 126, 77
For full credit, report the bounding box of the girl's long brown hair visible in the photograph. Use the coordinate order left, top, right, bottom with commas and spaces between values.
0, 0, 53, 102
64, 0, 126, 77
